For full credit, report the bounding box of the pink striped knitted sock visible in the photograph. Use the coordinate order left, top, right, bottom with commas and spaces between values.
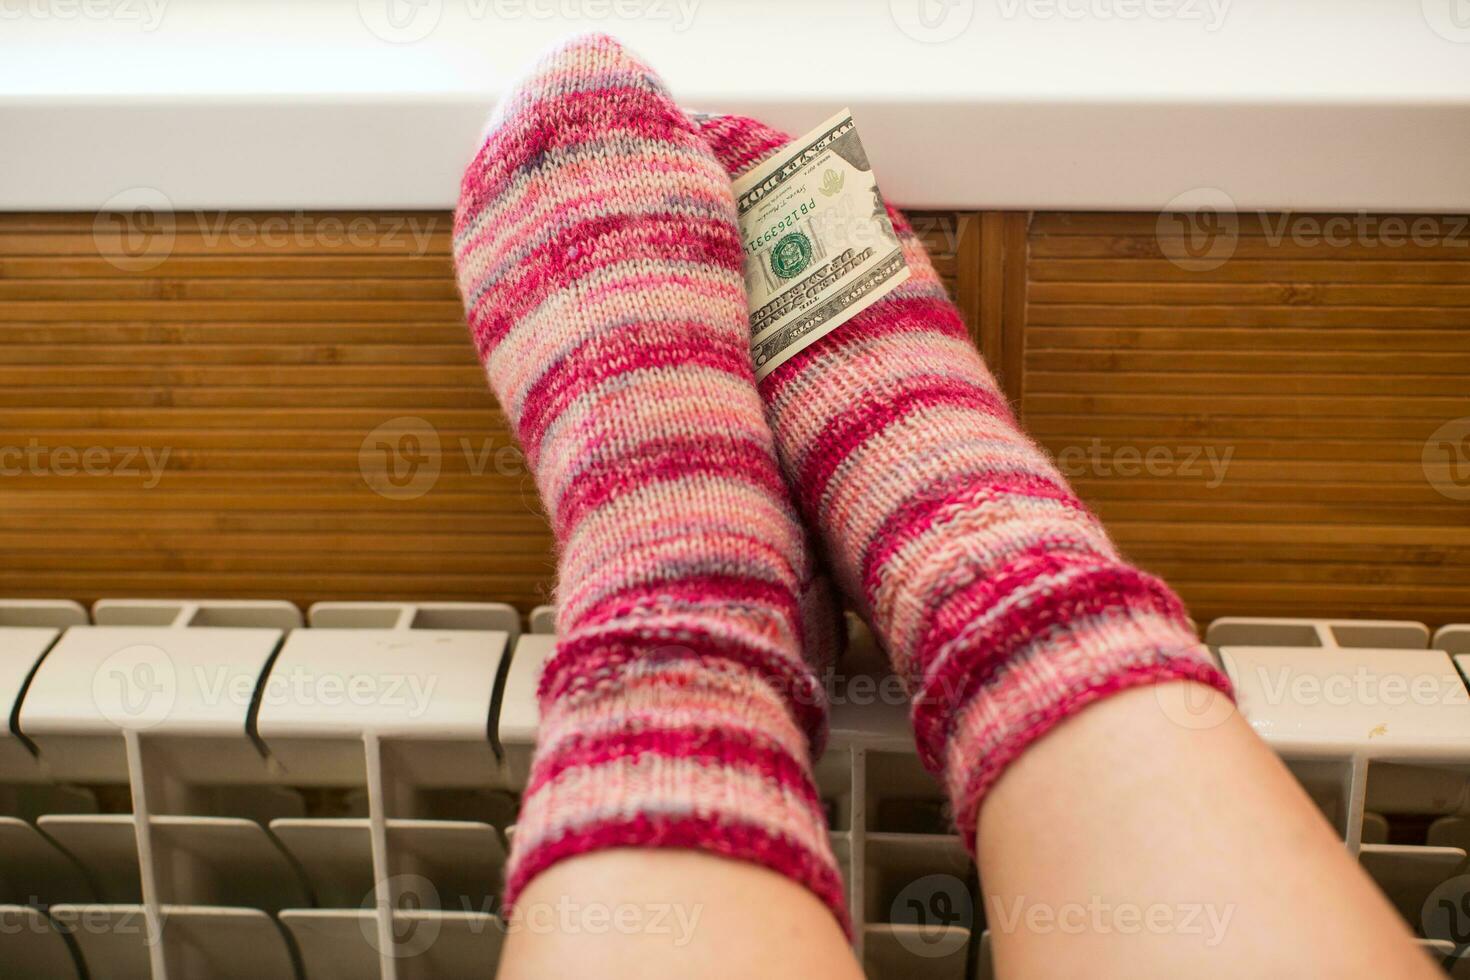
452, 38, 847, 930
694, 113, 1235, 851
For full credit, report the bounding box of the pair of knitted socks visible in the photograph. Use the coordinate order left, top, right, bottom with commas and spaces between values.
452, 34, 1231, 932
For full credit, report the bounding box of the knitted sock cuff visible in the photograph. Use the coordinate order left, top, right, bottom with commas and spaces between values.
503, 649, 850, 935
926, 602, 1233, 852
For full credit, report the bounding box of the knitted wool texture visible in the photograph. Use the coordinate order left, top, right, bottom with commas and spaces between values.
694, 113, 1235, 851
452, 38, 847, 928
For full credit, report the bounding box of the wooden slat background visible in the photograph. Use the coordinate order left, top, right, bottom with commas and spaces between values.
0, 210, 1466, 624
1019, 213, 1470, 626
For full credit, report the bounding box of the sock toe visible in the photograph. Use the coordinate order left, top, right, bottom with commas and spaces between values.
689, 112, 792, 179
459, 34, 695, 222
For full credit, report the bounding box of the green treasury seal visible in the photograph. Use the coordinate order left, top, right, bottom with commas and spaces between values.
770, 231, 813, 280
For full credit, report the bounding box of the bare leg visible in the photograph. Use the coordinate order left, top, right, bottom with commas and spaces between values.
978, 683, 1435, 978
499, 851, 862, 980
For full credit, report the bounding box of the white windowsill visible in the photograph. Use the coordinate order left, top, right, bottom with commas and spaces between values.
1, 0, 1468, 211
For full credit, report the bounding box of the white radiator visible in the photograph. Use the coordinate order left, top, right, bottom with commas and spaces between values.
0, 599, 1467, 978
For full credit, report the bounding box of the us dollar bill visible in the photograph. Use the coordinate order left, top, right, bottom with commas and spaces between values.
733, 108, 910, 379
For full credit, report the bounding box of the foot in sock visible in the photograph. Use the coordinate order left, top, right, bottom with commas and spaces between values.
452, 37, 846, 928
692, 113, 1234, 850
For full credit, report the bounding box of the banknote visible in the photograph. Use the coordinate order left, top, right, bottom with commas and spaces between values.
732, 108, 909, 379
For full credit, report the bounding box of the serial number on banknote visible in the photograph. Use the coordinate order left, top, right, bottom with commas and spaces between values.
744, 199, 817, 254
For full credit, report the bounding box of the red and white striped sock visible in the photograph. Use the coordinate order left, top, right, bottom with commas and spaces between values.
453, 38, 847, 929
693, 112, 1235, 850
